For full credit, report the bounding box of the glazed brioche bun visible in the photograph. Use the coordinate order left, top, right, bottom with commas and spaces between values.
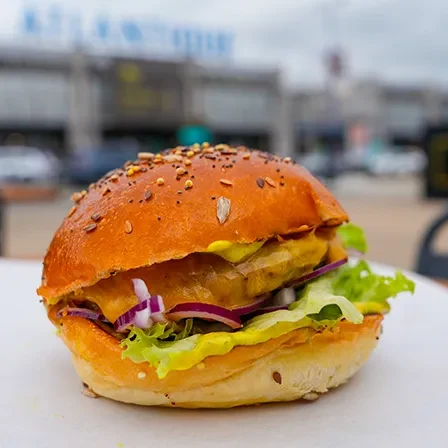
38, 145, 348, 301
38, 144, 362, 409
61, 314, 383, 408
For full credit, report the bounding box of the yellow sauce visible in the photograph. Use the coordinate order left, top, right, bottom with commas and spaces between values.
205, 240, 265, 263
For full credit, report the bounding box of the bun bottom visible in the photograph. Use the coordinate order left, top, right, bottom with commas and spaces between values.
64, 315, 383, 408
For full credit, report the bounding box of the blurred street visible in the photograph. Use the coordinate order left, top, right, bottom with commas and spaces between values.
3, 175, 446, 270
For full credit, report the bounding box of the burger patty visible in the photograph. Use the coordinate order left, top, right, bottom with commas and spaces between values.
59, 230, 346, 323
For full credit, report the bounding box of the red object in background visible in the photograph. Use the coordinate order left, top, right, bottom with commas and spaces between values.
325, 49, 344, 78
348, 123, 370, 147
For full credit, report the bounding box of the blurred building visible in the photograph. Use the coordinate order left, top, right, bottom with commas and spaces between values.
293, 79, 448, 153
0, 47, 285, 155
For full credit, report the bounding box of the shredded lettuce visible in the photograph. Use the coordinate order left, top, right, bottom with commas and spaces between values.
337, 223, 368, 253
121, 275, 363, 378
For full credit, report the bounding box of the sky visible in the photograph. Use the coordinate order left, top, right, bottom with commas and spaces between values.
0, 0, 447, 88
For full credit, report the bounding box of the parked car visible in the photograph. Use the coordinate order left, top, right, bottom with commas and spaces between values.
0, 146, 61, 185
299, 150, 346, 180
65, 145, 140, 185
365, 147, 427, 176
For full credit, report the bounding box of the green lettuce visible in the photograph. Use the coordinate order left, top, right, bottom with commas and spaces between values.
121, 276, 363, 378
121, 256, 415, 379
337, 223, 368, 253
332, 260, 415, 314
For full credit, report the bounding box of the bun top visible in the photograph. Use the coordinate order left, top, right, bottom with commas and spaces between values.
38, 144, 348, 300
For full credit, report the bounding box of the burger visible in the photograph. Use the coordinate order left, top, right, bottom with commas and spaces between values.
37, 144, 414, 408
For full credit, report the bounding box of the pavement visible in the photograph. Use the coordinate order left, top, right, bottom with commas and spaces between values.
2, 175, 447, 271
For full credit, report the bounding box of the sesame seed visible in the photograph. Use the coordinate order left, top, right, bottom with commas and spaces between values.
138, 152, 155, 160
191, 175, 194, 179
89, 183, 95, 190
280, 175, 284, 179
243, 153, 251, 160
184, 179, 193, 189
276, 168, 281, 173
176, 167, 186, 176
176, 200, 181, 204
184, 159, 192, 166
193, 147, 201, 154
157, 178, 165, 186
202, 142, 210, 148
164, 154, 183, 163
177, 190, 182, 194
102, 187, 111, 196
71, 192, 83, 202
110, 174, 119, 182
68, 206, 76, 217
204, 154, 216, 160
217, 196, 231, 224
220, 179, 233, 186
265, 177, 276, 188
91, 213, 101, 222
186, 150, 194, 157
124, 220, 133, 234
256, 178, 265, 188
83, 223, 97, 233
157, 216, 161, 221
144, 190, 152, 201
284, 157, 292, 163
137, 371, 146, 379
273, 371, 282, 384
280, 181, 285, 186
129, 199, 133, 203
81, 190, 87, 197
211, 196, 216, 200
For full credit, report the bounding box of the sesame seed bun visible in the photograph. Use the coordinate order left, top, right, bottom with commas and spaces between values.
60, 314, 382, 408
38, 145, 347, 301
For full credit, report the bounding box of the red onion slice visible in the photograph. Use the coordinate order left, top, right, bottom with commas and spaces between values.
232, 294, 272, 316
114, 300, 151, 332
114, 294, 167, 332
247, 305, 289, 317
288, 258, 347, 287
57, 307, 107, 322
132, 278, 151, 302
167, 303, 242, 329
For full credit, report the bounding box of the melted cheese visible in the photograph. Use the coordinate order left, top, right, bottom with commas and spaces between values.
53, 232, 347, 323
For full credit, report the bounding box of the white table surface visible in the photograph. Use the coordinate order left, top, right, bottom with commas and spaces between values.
1, 258, 447, 448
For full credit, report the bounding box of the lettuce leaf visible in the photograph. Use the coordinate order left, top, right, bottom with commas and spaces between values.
121, 257, 415, 379
337, 223, 368, 253
332, 260, 415, 314
121, 276, 363, 378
